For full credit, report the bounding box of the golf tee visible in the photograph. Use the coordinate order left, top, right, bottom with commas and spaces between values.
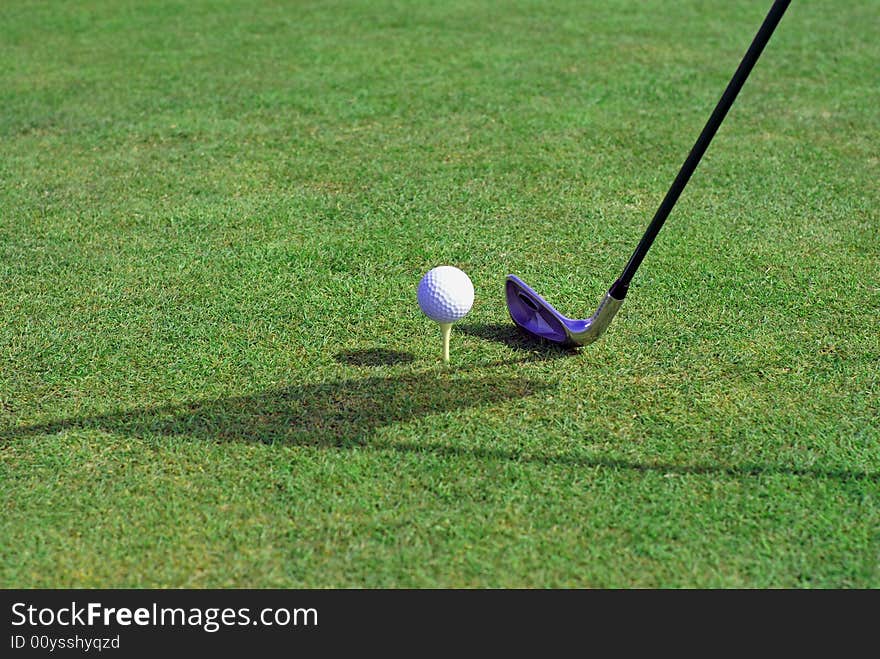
439, 322, 452, 362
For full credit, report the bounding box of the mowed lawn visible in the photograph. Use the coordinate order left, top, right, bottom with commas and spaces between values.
1, 0, 877, 587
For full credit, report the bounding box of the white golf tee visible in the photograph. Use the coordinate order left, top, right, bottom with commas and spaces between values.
439, 322, 452, 363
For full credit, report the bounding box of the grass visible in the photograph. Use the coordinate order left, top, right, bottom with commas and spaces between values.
1, 0, 877, 588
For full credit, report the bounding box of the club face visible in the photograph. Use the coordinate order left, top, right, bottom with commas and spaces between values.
505, 275, 589, 345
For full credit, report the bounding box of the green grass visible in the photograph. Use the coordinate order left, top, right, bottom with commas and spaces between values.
1, 0, 877, 588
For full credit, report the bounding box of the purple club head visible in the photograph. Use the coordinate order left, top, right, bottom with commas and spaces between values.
505, 274, 624, 347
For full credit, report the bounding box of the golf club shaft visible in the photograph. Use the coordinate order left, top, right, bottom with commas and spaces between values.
611, 0, 790, 298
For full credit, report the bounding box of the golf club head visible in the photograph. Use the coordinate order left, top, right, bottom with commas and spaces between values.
505, 275, 624, 347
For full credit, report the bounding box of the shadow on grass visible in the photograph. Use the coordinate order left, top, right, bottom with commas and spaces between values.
457, 323, 578, 359
4, 373, 549, 447
376, 441, 880, 483
4, 372, 876, 483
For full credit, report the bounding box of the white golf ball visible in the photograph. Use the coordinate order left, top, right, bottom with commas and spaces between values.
417, 266, 474, 324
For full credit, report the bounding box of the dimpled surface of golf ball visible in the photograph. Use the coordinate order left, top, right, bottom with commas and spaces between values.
417, 266, 474, 324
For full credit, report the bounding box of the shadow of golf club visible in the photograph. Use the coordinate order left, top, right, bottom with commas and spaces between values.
457, 323, 578, 359
3, 373, 550, 447
372, 439, 880, 484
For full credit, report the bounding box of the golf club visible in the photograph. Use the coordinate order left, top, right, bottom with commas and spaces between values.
506, 0, 791, 346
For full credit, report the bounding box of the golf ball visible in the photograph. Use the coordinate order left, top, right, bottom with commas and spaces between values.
417, 266, 474, 324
